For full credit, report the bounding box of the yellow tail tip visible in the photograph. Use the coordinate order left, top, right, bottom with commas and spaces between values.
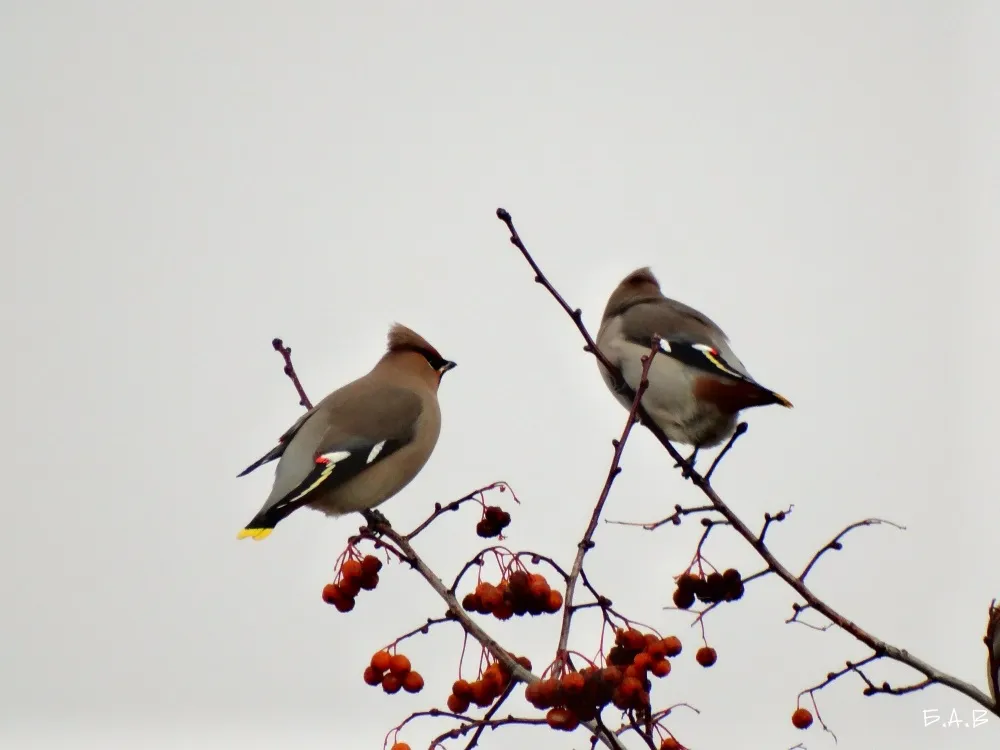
237, 527, 273, 541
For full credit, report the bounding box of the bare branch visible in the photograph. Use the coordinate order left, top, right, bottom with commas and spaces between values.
496, 207, 999, 717
606, 503, 717, 531
271, 338, 312, 409
556, 339, 661, 668
799, 518, 906, 581
705, 422, 747, 481
759, 506, 794, 545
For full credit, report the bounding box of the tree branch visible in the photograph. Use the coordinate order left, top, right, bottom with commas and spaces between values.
496, 206, 999, 717
556, 338, 660, 668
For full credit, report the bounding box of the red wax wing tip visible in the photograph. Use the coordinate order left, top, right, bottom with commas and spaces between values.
315, 456, 330, 464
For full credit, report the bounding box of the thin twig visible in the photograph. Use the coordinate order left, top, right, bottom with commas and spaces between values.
555, 339, 661, 668
271, 338, 312, 409
759, 506, 794, 545
461, 683, 517, 750
406, 481, 517, 541
799, 518, 906, 581
705, 422, 747, 481
606, 504, 717, 531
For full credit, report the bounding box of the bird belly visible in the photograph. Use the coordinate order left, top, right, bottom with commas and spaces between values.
605, 340, 737, 448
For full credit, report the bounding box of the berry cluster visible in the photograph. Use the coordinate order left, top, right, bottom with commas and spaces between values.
671, 568, 744, 609
462, 571, 563, 619
446, 656, 531, 712
363, 650, 424, 694
525, 629, 680, 730
476, 505, 512, 538
322, 555, 383, 612
791, 707, 814, 729
659, 739, 683, 750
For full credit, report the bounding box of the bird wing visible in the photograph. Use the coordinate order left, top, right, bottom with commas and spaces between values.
617, 299, 753, 382
236, 407, 317, 478
238, 384, 424, 539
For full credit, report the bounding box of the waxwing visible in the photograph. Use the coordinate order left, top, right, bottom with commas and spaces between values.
596, 267, 790, 460
236, 323, 456, 540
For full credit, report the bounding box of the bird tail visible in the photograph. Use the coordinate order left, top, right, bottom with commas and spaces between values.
759, 387, 793, 409
236, 503, 297, 541
236, 443, 285, 478
694, 378, 793, 412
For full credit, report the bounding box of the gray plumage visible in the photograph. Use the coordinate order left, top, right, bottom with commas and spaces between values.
596, 267, 790, 449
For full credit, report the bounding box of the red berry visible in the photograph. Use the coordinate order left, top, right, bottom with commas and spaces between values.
390, 744, 411, 750
661, 636, 682, 657
371, 651, 392, 672
792, 707, 814, 729
619, 628, 646, 651
546, 707, 579, 731
402, 671, 424, 693
381, 674, 401, 694
361, 555, 383, 576
388, 654, 411, 676
341, 559, 363, 580
447, 692, 470, 712
452, 679, 473, 700
329, 589, 355, 612
619, 676, 642, 702
339, 576, 361, 598
673, 587, 696, 609
695, 646, 717, 667
321, 584, 340, 605
358, 572, 379, 591
651, 659, 672, 678
470, 679, 495, 707
632, 652, 653, 671
561, 671, 585, 697
476, 519, 500, 538
363, 665, 382, 686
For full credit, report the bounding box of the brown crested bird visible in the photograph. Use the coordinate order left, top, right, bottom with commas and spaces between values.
596, 267, 791, 464
236, 324, 456, 540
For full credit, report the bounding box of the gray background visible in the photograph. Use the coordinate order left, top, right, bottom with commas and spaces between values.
4, 1, 999, 748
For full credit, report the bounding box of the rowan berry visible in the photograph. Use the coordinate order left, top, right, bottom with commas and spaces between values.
695, 647, 717, 667
370, 651, 392, 672
361, 555, 383, 576
388, 654, 411, 676
792, 707, 814, 729
402, 671, 424, 693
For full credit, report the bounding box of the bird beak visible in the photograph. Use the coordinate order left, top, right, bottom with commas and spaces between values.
772, 392, 793, 408
438, 360, 458, 375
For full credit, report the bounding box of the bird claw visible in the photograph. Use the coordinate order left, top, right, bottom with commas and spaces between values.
673, 448, 699, 478
363, 509, 392, 529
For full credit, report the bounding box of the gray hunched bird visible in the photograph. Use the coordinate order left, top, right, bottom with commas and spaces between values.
596, 267, 791, 457
236, 324, 456, 540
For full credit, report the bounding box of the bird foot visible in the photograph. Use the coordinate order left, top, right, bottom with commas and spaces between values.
362, 509, 392, 530
673, 448, 699, 478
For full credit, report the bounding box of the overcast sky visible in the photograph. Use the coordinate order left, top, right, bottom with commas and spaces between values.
4, 2, 999, 748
